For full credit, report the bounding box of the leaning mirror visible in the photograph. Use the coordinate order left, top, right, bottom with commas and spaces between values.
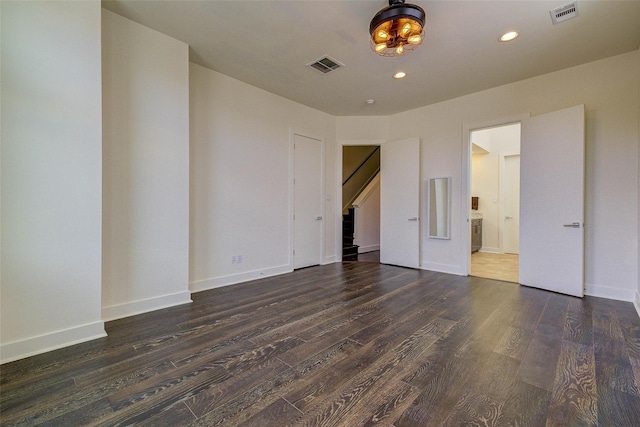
428, 177, 451, 239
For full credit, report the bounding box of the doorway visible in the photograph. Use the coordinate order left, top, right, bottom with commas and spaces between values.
339, 138, 421, 268
342, 145, 381, 262
469, 123, 521, 282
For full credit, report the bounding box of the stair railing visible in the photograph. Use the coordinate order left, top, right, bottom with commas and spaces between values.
342, 146, 380, 213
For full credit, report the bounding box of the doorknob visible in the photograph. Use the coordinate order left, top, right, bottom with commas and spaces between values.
408, 217, 419, 221
315, 216, 323, 221
505, 216, 513, 220
563, 222, 581, 228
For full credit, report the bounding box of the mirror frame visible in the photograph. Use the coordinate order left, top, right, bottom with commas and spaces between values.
428, 177, 451, 239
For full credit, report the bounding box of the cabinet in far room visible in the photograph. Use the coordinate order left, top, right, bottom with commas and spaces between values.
471, 218, 482, 253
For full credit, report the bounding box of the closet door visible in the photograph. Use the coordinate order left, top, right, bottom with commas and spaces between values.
293, 134, 323, 269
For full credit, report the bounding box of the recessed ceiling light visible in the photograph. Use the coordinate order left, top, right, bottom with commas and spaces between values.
394, 71, 406, 79
366, 99, 375, 105
499, 31, 519, 42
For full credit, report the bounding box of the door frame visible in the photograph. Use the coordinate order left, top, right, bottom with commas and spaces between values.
501, 153, 520, 254
462, 114, 529, 275
290, 129, 325, 269
336, 138, 387, 261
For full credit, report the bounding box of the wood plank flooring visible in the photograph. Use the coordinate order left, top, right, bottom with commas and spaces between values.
2, 262, 640, 426
471, 252, 519, 283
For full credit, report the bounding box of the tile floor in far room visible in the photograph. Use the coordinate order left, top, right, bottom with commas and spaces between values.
470, 251, 519, 283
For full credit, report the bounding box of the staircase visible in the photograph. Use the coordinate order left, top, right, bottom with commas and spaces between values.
342, 146, 380, 262
342, 207, 358, 261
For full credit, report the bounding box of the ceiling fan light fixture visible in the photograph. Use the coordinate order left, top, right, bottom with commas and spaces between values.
370, 0, 426, 57
407, 34, 422, 44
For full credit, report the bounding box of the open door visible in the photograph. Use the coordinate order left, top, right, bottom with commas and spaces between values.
520, 105, 585, 297
380, 137, 420, 268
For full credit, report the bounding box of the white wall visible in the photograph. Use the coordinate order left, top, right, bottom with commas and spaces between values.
101, 10, 191, 320
471, 124, 520, 253
353, 175, 380, 253
189, 63, 337, 291
1, 1, 105, 363
336, 116, 389, 142
387, 50, 639, 301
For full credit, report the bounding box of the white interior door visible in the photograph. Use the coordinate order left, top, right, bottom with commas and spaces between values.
380, 137, 420, 268
293, 134, 323, 269
503, 155, 520, 254
520, 105, 585, 297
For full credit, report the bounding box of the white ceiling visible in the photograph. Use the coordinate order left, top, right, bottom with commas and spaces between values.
101, 0, 640, 117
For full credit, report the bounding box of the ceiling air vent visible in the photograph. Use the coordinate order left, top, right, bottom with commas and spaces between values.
550, 2, 579, 24
307, 55, 344, 74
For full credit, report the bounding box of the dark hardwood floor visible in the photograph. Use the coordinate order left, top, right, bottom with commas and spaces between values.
2, 262, 640, 426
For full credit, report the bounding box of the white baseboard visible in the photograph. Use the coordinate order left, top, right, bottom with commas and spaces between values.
478, 247, 501, 254
584, 283, 636, 302
190, 264, 292, 293
322, 255, 337, 265
101, 291, 192, 322
1, 321, 106, 365
358, 245, 380, 253
420, 261, 466, 276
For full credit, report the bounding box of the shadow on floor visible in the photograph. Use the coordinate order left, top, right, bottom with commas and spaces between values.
345, 250, 380, 263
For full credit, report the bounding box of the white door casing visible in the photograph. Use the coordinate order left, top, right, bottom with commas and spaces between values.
503, 154, 520, 254
293, 133, 323, 269
380, 137, 421, 268
520, 105, 585, 297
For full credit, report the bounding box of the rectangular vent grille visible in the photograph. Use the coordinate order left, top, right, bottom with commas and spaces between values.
550, 2, 579, 24
307, 55, 344, 74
